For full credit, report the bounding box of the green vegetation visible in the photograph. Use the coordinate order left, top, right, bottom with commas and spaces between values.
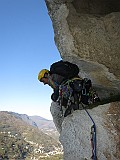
0, 111, 63, 160
0, 132, 33, 159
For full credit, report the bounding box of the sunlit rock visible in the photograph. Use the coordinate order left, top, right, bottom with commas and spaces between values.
46, 0, 120, 159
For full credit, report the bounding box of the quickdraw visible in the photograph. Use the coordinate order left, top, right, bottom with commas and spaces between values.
58, 82, 73, 116
90, 125, 97, 160
58, 85, 64, 116
82, 105, 97, 160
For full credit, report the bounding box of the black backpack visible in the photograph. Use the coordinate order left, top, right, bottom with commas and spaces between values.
61, 78, 100, 106
50, 60, 79, 79
72, 78, 100, 105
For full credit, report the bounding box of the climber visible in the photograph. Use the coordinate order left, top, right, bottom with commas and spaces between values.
38, 60, 81, 116
38, 68, 66, 102
38, 69, 65, 102
38, 60, 100, 117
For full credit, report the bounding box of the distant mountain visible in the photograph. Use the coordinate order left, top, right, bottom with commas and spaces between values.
9, 112, 59, 141
30, 115, 49, 121
29, 115, 55, 130
9, 112, 38, 127
0, 111, 63, 160
29, 115, 59, 140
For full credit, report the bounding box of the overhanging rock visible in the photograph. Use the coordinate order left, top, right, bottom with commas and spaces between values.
45, 0, 120, 103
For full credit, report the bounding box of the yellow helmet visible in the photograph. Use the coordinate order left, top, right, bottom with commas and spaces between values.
38, 69, 49, 81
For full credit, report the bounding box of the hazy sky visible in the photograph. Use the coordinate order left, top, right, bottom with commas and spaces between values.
0, 0, 61, 120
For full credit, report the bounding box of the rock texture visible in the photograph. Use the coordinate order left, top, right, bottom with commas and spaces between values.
45, 0, 120, 159
50, 101, 120, 160
59, 102, 120, 160
45, 0, 120, 102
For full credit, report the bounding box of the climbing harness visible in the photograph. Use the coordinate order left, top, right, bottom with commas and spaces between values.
58, 80, 73, 117
58, 77, 100, 116
81, 103, 97, 160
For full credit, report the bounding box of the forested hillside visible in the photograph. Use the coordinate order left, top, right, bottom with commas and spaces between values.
0, 111, 63, 160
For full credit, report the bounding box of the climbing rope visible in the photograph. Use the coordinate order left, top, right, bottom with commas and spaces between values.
81, 104, 97, 160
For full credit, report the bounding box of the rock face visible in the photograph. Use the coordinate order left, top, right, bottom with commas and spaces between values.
45, 0, 120, 102
59, 102, 120, 160
50, 101, 120, 160
45, 0, 120, 159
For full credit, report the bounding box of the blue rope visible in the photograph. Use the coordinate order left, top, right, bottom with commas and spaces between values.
84, 108, 97, 160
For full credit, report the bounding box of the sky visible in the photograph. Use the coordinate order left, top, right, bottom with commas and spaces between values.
0, 0, 61, 120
